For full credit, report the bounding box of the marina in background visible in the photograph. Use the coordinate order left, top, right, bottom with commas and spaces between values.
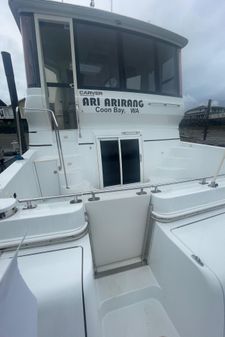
0, 98, 28, 172
1, 2, 225, 336
180, 102, 225, 146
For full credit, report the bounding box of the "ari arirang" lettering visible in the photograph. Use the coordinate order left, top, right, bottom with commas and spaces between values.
82, 97, 144, 108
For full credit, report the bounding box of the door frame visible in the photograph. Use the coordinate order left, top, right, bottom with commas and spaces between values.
96, 136, 143, 189
34, 14, 79, 129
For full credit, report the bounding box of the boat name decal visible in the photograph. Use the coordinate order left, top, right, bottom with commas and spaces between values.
81, 97, 144, 114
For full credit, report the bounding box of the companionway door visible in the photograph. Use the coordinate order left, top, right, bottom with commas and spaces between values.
38, 19, 77, 130
99, 137, 142, 187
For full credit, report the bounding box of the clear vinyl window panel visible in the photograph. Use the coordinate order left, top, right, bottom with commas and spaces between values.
74, 21, 181, 96
75, 23, 120, 89
157, 41, 179, 96
121, 32, 156, 93
121, 32, 180, 96
20, 14, 40, 87
39, 21, 77, 129
100, 139, 141, 187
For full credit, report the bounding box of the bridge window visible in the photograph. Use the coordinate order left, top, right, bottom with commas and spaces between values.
75, 21, 181, 97
75, 23, 120, 89
157, 41, 179, 96
122, 32, 156, 93
20, 14, 40, 88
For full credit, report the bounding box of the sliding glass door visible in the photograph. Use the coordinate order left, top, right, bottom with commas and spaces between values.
100, 138, 141, 187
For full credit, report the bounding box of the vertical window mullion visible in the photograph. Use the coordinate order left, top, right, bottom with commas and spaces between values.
177, 48, 182, 96
73, 20, 82, 93
154, 40, 160, 94
118, 139, 123, 185
118, 32, 126, 90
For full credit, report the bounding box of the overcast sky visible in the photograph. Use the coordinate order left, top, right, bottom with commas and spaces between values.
0, 0, 225, 109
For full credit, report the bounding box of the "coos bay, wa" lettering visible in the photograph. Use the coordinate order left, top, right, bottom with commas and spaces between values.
82, 98, 144, 108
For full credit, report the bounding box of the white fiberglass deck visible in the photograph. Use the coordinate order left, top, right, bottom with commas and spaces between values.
103, 298, 180, 337
96, 266, 180, 337
2, 0, 225, 337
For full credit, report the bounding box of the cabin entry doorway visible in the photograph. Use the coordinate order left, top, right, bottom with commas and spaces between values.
38, 18, 77, 130
98, 138, 142, 187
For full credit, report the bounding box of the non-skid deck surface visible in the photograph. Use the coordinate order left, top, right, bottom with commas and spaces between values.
97, 266, 180, 337
103, 298, 180, 337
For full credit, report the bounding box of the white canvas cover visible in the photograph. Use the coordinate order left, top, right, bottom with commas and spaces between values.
0, 249, 37, 337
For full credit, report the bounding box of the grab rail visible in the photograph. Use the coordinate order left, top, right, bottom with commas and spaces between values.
19, 183, 153, 204
18, 172, 225, 206
25, 108, 69, 189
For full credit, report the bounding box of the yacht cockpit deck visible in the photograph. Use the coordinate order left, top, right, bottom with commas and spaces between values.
1, 1, 225, 337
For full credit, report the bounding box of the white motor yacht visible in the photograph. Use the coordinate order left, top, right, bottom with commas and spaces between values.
1, 1, 225, 337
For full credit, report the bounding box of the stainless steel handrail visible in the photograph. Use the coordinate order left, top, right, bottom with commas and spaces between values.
18, 172, 225, 205
25, 108, 69, 189
18, 183, 153, 203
